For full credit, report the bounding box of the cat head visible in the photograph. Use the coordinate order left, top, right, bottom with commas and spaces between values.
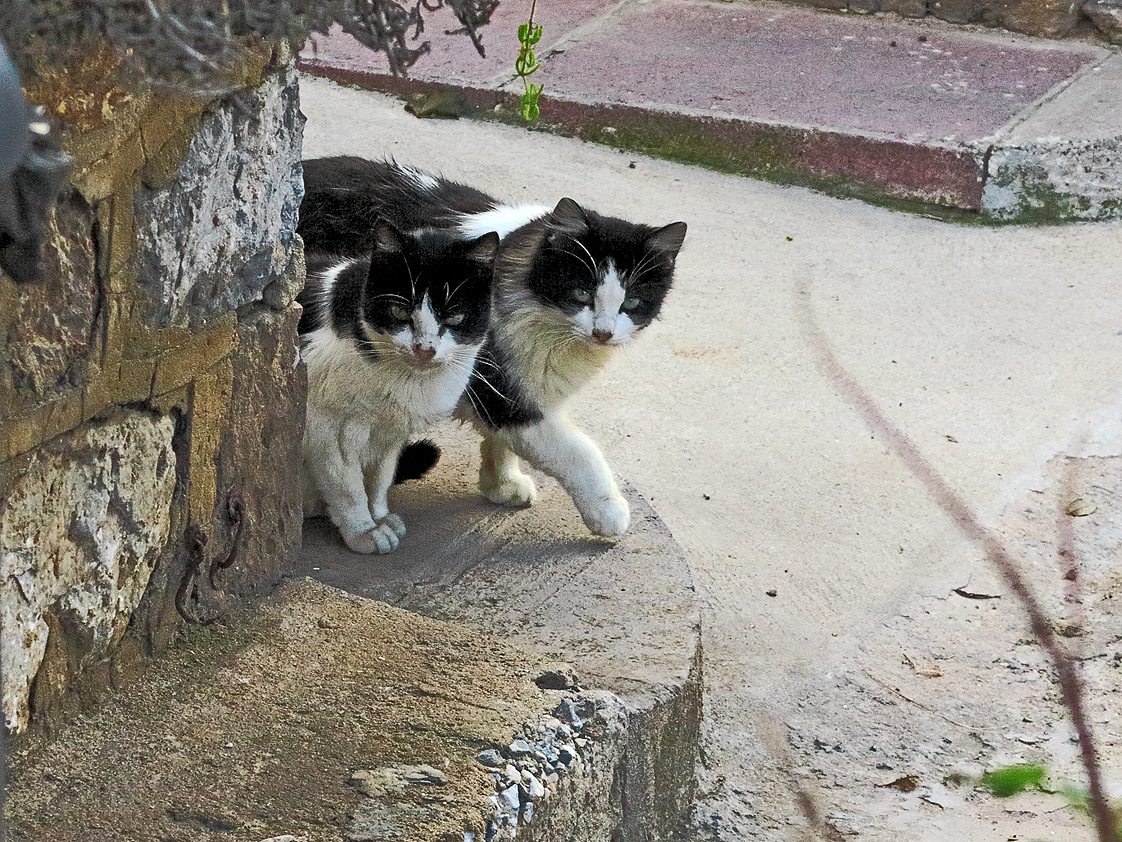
522, 198, 687, 347
358, 220, 499, 367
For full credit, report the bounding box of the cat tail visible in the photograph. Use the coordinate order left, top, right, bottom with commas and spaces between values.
394, 439, 441, 483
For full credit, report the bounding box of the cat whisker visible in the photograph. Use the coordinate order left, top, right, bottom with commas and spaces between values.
367, 293, 411, 304
445, 276, 471, 307
626, 252, 663, 288
552, 245, 597, 281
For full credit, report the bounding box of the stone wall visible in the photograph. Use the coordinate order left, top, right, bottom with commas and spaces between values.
780, 0, 1122, 42
0, 44, 306, 737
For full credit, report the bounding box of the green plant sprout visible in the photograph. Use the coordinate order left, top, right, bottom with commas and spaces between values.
515, 1, 543, 121
981, 763, 1122, 839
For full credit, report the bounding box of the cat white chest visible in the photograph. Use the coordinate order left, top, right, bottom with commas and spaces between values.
302, 328, 473, 434
498, 306, 614, 410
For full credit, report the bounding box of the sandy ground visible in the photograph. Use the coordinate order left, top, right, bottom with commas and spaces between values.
299, 75, 1122, 840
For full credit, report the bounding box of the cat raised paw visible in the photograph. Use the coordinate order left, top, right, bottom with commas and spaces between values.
480, 470, 537, 508
578, 493, 630, 537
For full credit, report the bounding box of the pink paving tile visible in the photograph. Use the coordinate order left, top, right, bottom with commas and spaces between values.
542, 1, 1102, 143
301, 1, 606, 87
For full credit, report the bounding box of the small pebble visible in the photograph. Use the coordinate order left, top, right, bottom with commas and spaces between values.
522, 801, 535, 823
522, 771, 546, 799
552, 699, 583, 728
476, 749, 505, 768
509, 738, 534, 755
500, 783, 520, 811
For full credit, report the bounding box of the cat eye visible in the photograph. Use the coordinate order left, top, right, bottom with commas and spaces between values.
621, 297, 642, 311
389, 305, 411, 322
572, 288, 593, 305
444, 313, 465, 327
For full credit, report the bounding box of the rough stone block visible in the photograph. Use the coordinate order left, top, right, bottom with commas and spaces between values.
928, 0, 988, 23
1004, 0, 1083, 35
880, 0, 928, 16
929, 0, 1083, 32
0, 191, 100, 417
75, 130, 144, 204
115, 357, 156, 403
848, 0, 882, 13
1082, 0, 1122, 40
0, 410, 176, 733
149, 316, 239, 397
133, 65, 304, 328
211, 305, 306, 597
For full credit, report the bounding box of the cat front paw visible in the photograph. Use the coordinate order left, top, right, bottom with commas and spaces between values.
342, 518, 405, 554
480, 471, 537, 508
379, 513, 407, 538
579, 493, 630, 537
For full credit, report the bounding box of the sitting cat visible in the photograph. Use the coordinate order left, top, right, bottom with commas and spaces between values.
298, 218, 498, 553
299, 157, 687, 537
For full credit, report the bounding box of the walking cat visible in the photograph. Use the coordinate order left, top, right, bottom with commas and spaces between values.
299, 157, 687, 537
298, 218, 498, 553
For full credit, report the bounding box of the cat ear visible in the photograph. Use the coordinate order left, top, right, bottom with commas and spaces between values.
465, 231, 500, 266
548, 197, 589, 236
371, 219, 406, 255
647, 221, 687, 259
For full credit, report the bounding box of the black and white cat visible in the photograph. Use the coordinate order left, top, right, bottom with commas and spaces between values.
299, 157, 687, 537
297, 219, 498, 553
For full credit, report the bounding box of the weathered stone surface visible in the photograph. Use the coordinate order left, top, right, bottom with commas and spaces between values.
3, 579, 554, 841
920, 0, 1085, 33
296, 418, 703, 841
880, 0, 929, 16
211, 303, 307, 598
0, 190, 100, 415
0, 410, 176, 733
133, 65, 304, 328
1002, 0, 1084, 36
1083, 0, 1122, 43
983, 141, 1122, 221
982, 51, 1122, 222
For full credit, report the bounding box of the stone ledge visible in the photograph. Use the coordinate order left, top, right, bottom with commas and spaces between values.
296, 425, 703, 840
3, 578, 597, 841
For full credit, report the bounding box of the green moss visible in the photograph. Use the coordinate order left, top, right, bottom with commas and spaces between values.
477, 100, 990, 226
987, 160, 1121, 225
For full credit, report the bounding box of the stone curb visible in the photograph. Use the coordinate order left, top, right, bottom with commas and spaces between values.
294, 427, 704, 841
298, 55, 1122, 224
3, 578, 648, 841
980, 51, 1122, 222
296, 0, 1122, 224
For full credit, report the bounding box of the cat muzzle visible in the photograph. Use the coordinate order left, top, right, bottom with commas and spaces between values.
411, 345, 437, 363
591, 330, 613, 345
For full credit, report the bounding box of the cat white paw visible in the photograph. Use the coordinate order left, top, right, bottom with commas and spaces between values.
579, 493, 630, 537
379, 513, 407, 538
480, 471, 538, 508
342, 518, 404, 554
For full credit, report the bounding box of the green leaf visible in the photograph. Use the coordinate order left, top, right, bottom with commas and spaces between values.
518, 23, 530, 41
520, 87, 541, 121
528, 25, 543, 45
981, 764, 1047, 797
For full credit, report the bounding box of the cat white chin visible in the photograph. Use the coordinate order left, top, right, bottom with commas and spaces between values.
581, 333, 627, 348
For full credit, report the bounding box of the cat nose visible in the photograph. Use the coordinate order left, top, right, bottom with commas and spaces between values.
412, 345, 436, 362
592, 330, 613, 345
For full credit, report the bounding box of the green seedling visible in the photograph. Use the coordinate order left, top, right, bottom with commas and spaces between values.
515, 1, 544, 121
981, 763, 1047, 797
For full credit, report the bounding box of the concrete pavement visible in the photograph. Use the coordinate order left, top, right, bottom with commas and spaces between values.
299, 0, 1122, 222
299, 74, 1122, 841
